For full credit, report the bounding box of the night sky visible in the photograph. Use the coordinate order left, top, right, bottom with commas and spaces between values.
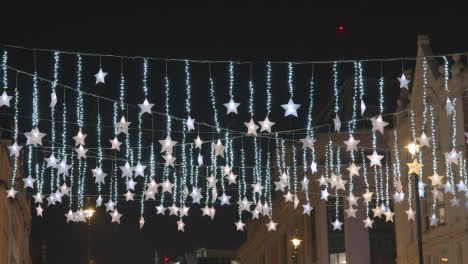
1, 3, 468, 264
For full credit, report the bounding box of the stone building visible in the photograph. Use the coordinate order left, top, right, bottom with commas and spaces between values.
0, 131, 32, 264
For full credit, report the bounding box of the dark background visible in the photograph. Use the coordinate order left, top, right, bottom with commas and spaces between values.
1, 2, 468, 264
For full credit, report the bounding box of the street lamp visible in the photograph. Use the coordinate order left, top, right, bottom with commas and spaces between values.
290, 229, 302, 263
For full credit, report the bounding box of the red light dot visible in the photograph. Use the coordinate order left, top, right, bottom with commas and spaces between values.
338, 26, 343, 31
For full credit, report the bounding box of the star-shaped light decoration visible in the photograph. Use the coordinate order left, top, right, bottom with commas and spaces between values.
371, 206, 383, 218
346, 193, 359, 207
0, 91, 12, 107
109, 137, 122, 151
244, 119, 259, 135
407, 159, 424, 175
457, 180, 467, 193
397, 73, 410, 89
418, 183, 426, 198
321, 188, 330, 201
444, 181, 454, 193
206, 175, 218, 189
23, 175, 36, 189
259, 116, 275, 133
124, 191, 134, 201
190, 187, 203, 204
225, 172, 237, 185
96, 195, 103, 207
161, 179, 175, 193
262, 202, 270, 216
202, 206, 211, 217
428, 172, 444, 186
346, 163, 361, 177
362, 189, 373, 203
186, 116, 195, 131
251, 208, 260, 220
194, 135, 203, 149
168, 204, 179, 216
281, 98, 301, 117
283, 191, 294, 202
218, 193, 231, 206
310, 161, 318, 174
300, 135, 316, 150
146, 180, 159, 192
384, 210, 394, 222
274, 180, 286, 192
75, 145, 88, 159
450, 197, 460, 207
8, 142, 22, 157
266, 219, 278, 232
301, 176, 309, 191
120, 162, 133, 178
237, 197, 252, 212
139, 216, 145, 230
444, 148, 461, 165
133, 162, 146, 177
110, 209, 122, 224
367, 151, 384, 167
33, 192, 43, 204
155, 204, 167, 215
235, 220, 245, 231
345, 207, 357, 218
65, 210, 75, 223
50, 91, 57, 108
105, 200, 115, 212
126, 178, 137, 190
223, 98, 240, 114
251, 183, 264, 194
24, 127, 46, 146
446, 98, 453, 116
431, 189, 440, 201
92, 167, 108, 184
180, 205, 190, 217
73, 130, 87, 146
416, 132, 431, 148
115, 116, 131, 135
6, 187, 17, 198
54, 190, 64, 204
57, 160, 71, 176
430, 214, 438, 226
223, 164, 231, 176
317, 176, 328, 187
360, 100, 366, 115
177, 219, 185, 232
405, 207, 415, 221
214, 139, 225, 158
394, 191, 405, 204
46, 194, 56, 206
344, 135, 360, 152
44, 154, 59, 168
294, 194, 300, 209
95, 68, 107, 84
36, 204, 44, 217
332, 219, 343, 231
159, 135, 177, 154
333, 114, 341, 132
197, 153, 203, 166
138, 99, 154, 115
363, 217, 374, 229
370, 115, 389, 134
163, 153, 176, 167
303, 203, 313, 216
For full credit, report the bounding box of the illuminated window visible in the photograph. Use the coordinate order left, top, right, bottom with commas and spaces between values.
330, 252, 346, 264
439, 208, 445, 224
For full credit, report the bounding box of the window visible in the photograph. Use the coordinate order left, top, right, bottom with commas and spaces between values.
330, 252, 346, 264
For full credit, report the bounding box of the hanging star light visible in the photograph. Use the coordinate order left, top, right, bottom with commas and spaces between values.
24, 127, 46, 146
125, 179, 136, 190
405, 207, 415, 221
214, 139, 225, 158
274, 180, 286, 192
370, 115, 389, 134
177, 219, 185, 232
259, 116, 275, 133
371, 206, 383, 218
186, 116, 195, 131
333, 114, 341, 132
416, 132, 431, 148
428, 172, 444, 186
223, 98, 240, 114
346, 193, 359, 207
75, 145, 88, 159
317, 176, 328, 187
197, 153, 203, 166
237, 197, 252, 212
225, 172, 237, 185
59, 183, 69, 196
155, 204, 167, 215
266, 219, 278, 231
124, 190, 134, 201
299, 135, 316, 150
159, 135, 177, 154
321, 188, 329, 201
363, 217, 374, 228
73, 130, 87, 146
115, 116, 131, 135
22, 175, 36, 189
50, 91, 57, 108
310, 161, 318, 174
446, 98, 453, 116
360, 100, 366, 115
95, 68, 108, 84
46, 194, 56, 206
119, 161, 133, 178
450, 197, 460, 207
345, 207, 357, 218
251, 183, 264, 194
444, 148, 461, 165
281, 98, 301, 117
33, 192, 43, 203
394, 191, 405, 204
44, 154, 59, 168
301, 176, 309, 191
180, 205, 190, 217
111, 209, 122, 224
332, 219, 343, 231
168, 204, 179, 216
105, 200, 115, 212
65, 210, 75, 222
397, 73, 410, 89
407, 159, 424, 175
202, 205, 211, 217
138, 99, 154, 115
283, 191, 293, 202
218, 193, 231, 206
457, 180, 467, 193
163, 153, 176, 167
302, 203, 312, 216
133, 162, 146, 177
0, 91, 12, 107
161, 179, 175, 193
96, 195, 103, 207
344, 136, 360, 152
57, 160, 71, 176
362, 189, 373, 203
346, 163, 361, 177
8, 142, 22, 157
384, 210, 394, 222
235, 220, 245, 231
36, 204, 44, 217
443, 181, 454, 193
139, 216, 145, 230
244, 119, 259, 135
109, 137, 122, 151
190, 188, 203, 204
251, 208, 260, 220
431, 189, 440, 200
206, 175, 218, 189
194, 135, 203, 149
367, 151, 384, 167
223, 164, 231, 176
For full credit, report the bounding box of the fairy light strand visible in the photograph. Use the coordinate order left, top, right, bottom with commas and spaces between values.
50, 51, 59, 190
266, 62, 272, 114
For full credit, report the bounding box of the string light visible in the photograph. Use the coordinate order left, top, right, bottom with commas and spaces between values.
228, 62, 234, 99
266, 62, 272, 114
29, 63, 39, 193
12, 70, 19, 187
75, 55, 84, 209
208, 65, 220, 133
302, 67, 315, 202
96, 101, 103, 194
50, 51, 59, 191
248, 67, 260, 202
361, 149, 369, 216
333, 62, 339, 114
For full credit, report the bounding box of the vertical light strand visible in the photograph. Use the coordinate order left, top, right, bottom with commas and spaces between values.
11, 70, 19, 187
248, 66, 259, 202
417, 58, 428, 182
408, 110, 417, 206
75, 55, 84, 209
111, 101, 118, 204
348, 62, 359, 198
333, 62, 339, 114
120, 61, 134, 167
139, 59, 149, 215
50, 52, 59, 190
266, 62, 272, 114
31, 61, 39, 192
96, 99, 103, 194
361, 149, 369, 216
162, 62, 172, 206
430, 106, 438, 211
184, 60, 193, 190
303, 66, 315, 202
228, 61, 234, 99
180, 60, 191, 207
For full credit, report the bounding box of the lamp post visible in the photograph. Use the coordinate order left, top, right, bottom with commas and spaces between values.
407, 143, 423, 264
290, 229, 302, 264
84, 198, 95, 264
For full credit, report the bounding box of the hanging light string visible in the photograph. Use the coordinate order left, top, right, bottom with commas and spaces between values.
208, 64, 220, 134
96, 99, 103, 194
11, 71, 19, 187
228, 61, 235, 99
184, 60, 194, 188
408, 110, 417, 206
50, 51, 59, 191
120, 61, 134, 167
208, 64, 220, 207
347, 62, 359, 198
429, 106, 438, 211
180, 60, 192, 207
361, 149, 370, 216
31, 52, 40, 192
417, 58, 428, 182
303, 67, 315, 202
75, 55, 84, 209
392, 128, 402, 192
287, 63, 298, 195
333, 62, 339, 114
449, 98, 457, 197
1, 50, 7, 91
137, 59, 149, 162
249, 65, 260, 202
110, 101, 118, 204
161, 62, 172, 206
266, 62, 272, 114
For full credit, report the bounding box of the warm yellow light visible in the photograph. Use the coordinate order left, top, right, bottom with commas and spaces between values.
84, 208, 95, 219
441, 257, 448, 262
406, 143, 420, 155
291, 237, 302, 249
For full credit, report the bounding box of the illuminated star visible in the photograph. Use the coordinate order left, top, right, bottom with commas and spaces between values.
428, 172, 444, 186
431, 189, 440, 200
36, 204, 44, 217
95, 68, 108, 84
138, 99, 154, 115
177, 220, 185, 232
279, 172, 289, 184
168, 204, 179, 216
73, 130, 87, 146
133, 162, 146, 177
397, 73, 410, 89
218, 193, 231, 206
109, 137, 122, 151
310, 161, 318, 174
274, 180, 286, 192
124, 191, 134, 201
159, 135, 177, 154
105, 200, 115, 212
407, 159, 424, 175
266, 219, 278, 231
328, 173, 339, 189
0, 91, 12, 107
345, 207, 357, 218
110, 209, 122, 224
8, 142, 22, 157
244, 118, 259, 135
417, 132, 431, 148
225, 172, 237, 185
197, 153, 203, 166
321, 188, 329, 201
394, 191, 405, 204
318, 176, 328, 187
120, 162, 133, 178
430, 214, 438, 226
223, 164, 231, 176
362, 189, 373, 203
6, 187, 17, 198
202, 206, 211, 217
384, 210, 394, 222
346, 193, 359, 207
65, 210, 75, 223
115, 116, 131, 135
332, 219, 343, 231
92, 167, 108, 184
344, 135, 360, 152
155, 204, 167, 215
57, 160, 71, 176
251, 183, 264, 194
206, 175, 218, 189
444, 148, 461, 165
143, 189, 156, 200
367, 151, 384, 167
194, 135, 203, 149
163, 153, 176, 167
50, 91, 57, 108
281, 98, 301, 117
457, 180, 467, 193
224, 98, 240, 114
346, 163, 361, 177
180, 205, 190, 217
96, 195, 103, 207
161, 179, 175, 193
333, 114, 341, 132
44, 154, 59, 168
405, 207, 415, 221
251, 208, 260, 220
146, 179, 159, 192
363, 217, 374, 229
259, 116, 275, 133
186, 116, 195, 131
214, 139, 225, 158
371, 115, 389, 134
190, 188, 203, 204
446, 98, 453, 116
299, 135, 316, 150
303, 203, 313, 216
33, 192, 43, 203
262, 202, 270, 216
301, 176, 309, 191
46, 193, 56, 206
283, 191, 293, 202
443, 181, 454, 193
24, 126, 46, 146
450, 197, 460, 207
360, 99, 366, 115
75, 145, 88, 159
235, 220, 245, 231
22, 175, 36, 189
237, 197, 252, 212
372, 206, 383, 218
